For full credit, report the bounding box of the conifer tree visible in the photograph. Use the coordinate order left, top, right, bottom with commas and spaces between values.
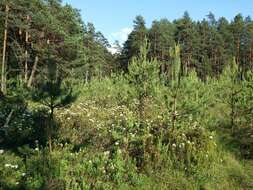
1, 1, 9, 94
127, 38, 160, 119
219, 58, 240, 132
32, 51, 76, 152
174, 12, 198, 76
121, 15, 148, 71
168, 44, 181, 130
149, 19, 174, 73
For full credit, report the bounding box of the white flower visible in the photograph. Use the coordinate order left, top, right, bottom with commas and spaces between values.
179, 143, 185, 148
115, 142, 119, 146
22, 173, 26, 176
187, 140, 191, 144
15, 182, 19, 185
11, 165, 18, 169
35, 148, 39, 151
172, 143, 176, 148
0, 149, 4, 154
104, 151, 110, 157
193, 122, 198, 127
209, 136, 213, 140
5, 164, 10, 167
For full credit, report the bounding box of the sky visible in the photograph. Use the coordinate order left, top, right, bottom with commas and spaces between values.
62, 0, 253, 46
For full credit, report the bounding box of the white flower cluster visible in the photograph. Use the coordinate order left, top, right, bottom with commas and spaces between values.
104, 151, 110, 157
5, 164, 18, 169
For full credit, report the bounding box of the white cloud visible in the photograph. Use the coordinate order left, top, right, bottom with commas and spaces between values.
111, 27, 132, 45
108, 27, 132, 54
107, 46, 119, 54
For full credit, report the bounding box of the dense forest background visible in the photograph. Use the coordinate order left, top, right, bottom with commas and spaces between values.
1, 0, 253, 87
0, 0, 253, 190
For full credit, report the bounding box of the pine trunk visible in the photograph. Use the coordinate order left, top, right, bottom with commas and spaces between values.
236, 39, 240, 65
28, 56, 39, 87
1, 4, 9, 94
24, 15, 31, 83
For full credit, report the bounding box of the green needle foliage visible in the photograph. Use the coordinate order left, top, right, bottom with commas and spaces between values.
32, 54, 77, 152
127, 38, 160, 119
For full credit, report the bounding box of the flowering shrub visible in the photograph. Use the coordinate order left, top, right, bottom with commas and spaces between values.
167, 120, 217, 173
0, 97, 34, 146
0, 151, 25, 189
1, 60, 252, 189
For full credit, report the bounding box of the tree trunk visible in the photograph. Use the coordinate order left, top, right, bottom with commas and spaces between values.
171, 90, 178, 131
236, 39, 240, 65
48, 107, 54, 153
24, 15, 30, 83
214, 50, 218, 76
28, 56, 38, 87
231, 92, 235, 133
24, 34, 28, 82
250, 45, 253, 69
3, 109, 14, 128
1, 4, 9, 94
85, 70, 88, 84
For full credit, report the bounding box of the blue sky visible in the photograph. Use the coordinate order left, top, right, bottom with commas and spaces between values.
63, 0, 253, 45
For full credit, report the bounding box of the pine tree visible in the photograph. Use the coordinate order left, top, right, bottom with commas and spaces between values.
231, 14, 245, 67
32, 51, 76, 152
1, 1, 9, 94
149, 19, 174, 73
127, 38, 160, 119
243, 16, 253, 71
174, 11, 198, 76
168, 44, 181, 130
219, 58, 240, 132
196, 17, 224, 78
121, 15, 147, 71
